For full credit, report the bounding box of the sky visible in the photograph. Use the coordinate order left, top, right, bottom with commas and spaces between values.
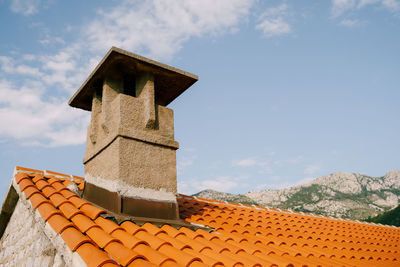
0, 0, 399, 200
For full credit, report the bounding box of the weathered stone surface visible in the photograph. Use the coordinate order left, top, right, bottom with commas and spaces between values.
0, 200, 65, 267
70, 48, 197, 218
83, 67, 180, 203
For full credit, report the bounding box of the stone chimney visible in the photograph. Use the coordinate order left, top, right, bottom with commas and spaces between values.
69, 47, 197, 221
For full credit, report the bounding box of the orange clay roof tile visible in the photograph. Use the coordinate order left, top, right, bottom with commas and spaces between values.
58, 202, 82, 219
95, 217, 124, 234
59, 189, 77, 199
15, 172, 30, 183
37, 202, 62, 221
49, 193, 70, 207
18, 178, 35, 192
41, 186, 58, 198
76, 242, 118, 267
78, 182, 85, 191
45, 169, 70, 178
62, 179, 74, 186
110, 228, 148, 249
32, 174, 46, 183
47, 214, 74, 234
22, 186, 41, 199
35, 179, 51, 190
86, 226, 120, 248
11, 168, 400, 267
70, 213, 99, 233
69, 195, 89, 208
104, 241, 144, 266
29, 193, 50, 209
72, 174, 85, 180
127, 258, 158, 267
15, 166, 44, 174
80, 203, 106, 219
61, 226, 93, 251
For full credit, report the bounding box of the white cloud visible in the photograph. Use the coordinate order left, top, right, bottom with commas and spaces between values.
1, 1, 256, 147
304, 164, 322, 175
0, 80, 89, 147
340, 18, 364, 27
233, 158, 258, 167
332, 0, 357, 17
256, 4, 291, 37
177, 154, 197, 174
332, 0, 400, 17
381, 0, 400, 10
179, 176, 240, 195
10, 0, 41, 15
84, 0, 254, 60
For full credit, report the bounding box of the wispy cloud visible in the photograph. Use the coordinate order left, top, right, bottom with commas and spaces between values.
10, 0, 41, 15
233, 158, 258, 167
179, 176, 242, 195
0, 0, 255, 147
84, 0, 254, 60
332, 0, 357, 17
304, 164, 323, 175
331, 0, 400, 17
0, 79, 89, 147
339, 18, 364, 27
256, 4, 291, 37
177, 154, 197, 174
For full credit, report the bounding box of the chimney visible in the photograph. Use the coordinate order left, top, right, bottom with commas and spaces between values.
69, 47, 198, 221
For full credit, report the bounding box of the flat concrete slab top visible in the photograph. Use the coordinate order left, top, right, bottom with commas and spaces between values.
69, 46, 198, 111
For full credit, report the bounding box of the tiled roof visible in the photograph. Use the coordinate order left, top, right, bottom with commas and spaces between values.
11, 166, 400, 266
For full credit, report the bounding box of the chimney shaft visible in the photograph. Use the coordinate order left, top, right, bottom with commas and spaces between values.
69, 47, 198, 220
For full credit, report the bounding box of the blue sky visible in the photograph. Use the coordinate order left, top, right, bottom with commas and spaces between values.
0, 0, 399, 199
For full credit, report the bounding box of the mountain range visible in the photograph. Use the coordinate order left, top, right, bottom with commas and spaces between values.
193, 170, 400, 220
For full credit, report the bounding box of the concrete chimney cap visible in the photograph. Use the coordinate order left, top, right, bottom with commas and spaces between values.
69, 46, 198, 111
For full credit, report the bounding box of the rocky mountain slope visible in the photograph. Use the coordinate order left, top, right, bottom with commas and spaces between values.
367, 204, 400, 227
194, 170, 400, 220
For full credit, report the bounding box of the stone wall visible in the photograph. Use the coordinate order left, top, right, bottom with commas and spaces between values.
0, 200, 65, 267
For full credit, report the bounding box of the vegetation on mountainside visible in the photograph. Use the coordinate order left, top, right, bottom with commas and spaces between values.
365, 204, 400, 227
193, 171, 400, 220
192, 190, 258, 206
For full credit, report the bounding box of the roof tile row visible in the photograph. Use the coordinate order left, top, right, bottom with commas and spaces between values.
12, 167, 400, 266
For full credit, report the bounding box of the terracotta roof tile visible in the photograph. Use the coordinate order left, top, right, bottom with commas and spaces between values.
47, 214, 74, 234
61, 226, 93, 251
69, 195, 89, 208
104, 241, 144, 266
11, 168, 400, 267
76, 242, 118, 267
18, 178, 35, 191
49, 193, 70, 207
95, 217, 124, 234
15, 166, 44, 174
77, 181, 85, 191
80, 203, 106, 219
59, 188, 78, 199
86, 226, 120, 248
127, 258, 158, 267
59, 202, 82, 219
14, 172, 30, 183
22, 186, 42, 199
41, 185, 58, 197
31, 174, 46, 183
37, 202, 62, 221
29, 193, 50, 209
45, 169, 70, 178
71, 213, 99, 233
